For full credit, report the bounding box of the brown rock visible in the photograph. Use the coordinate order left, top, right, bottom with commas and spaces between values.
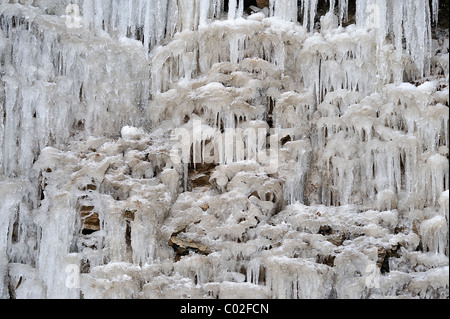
316, 254, 336, 267
189, 163, 217, 189
256, 0, 270, 8
124, 210, 135, 221
377, 245, 401, 273
327, 232, 346, 246
249, 190, 260, 199
80, 206, 100, 233
169, 234, 211, 261
191, 174, 211, 188
318, 225, 333, 236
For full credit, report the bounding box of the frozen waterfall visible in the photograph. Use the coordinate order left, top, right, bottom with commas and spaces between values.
0, 0, 448, 299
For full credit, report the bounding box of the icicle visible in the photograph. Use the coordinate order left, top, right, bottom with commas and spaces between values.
439, 190, 449, 221
399, 0, 432, 78
0, 180, 25, 298
0, 0, 447, 300
228, 0, 244, 20
272, 0, 298, 23
228, 0, 237, 20
355, 0, 367, 29
247, 258, 262, 285
338, 0, 348, 26
183, 162, 189, 191
265, 256, 331, 299
392, 0, 404, 83
211, 0, 224, 18
237, 0, 244, 18
420, 215, 448, 255
375, 0, 387, 47
285, 146, 310, 204
427, 154, 449, 206
82, 0, 94, 30
37, 191, 79, 299
143, 0, 152, 51
329, 0, 336, 12
199, 0, 210, 27
432, 0, 439, 25
309, 0, 318, 31
299, 0, 318, 31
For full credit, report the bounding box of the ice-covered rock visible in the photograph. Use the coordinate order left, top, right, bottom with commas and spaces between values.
0, 0, 448, 299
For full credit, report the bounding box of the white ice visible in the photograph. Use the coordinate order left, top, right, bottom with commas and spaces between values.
0, 0, 448, 299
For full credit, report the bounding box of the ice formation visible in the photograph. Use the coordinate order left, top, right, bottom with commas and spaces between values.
0, 0, 448, 299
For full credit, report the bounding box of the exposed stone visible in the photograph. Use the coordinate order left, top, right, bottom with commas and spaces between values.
80, 206, 100, 233
124, 210, 136, 221
318, 225, 333, 236
327, 232, 346, 247
189, 163, 217, 189
256, 0, 270, 9
169, 233, 211, 262
316, 254, 336, 267
377, 245, 401, 274
80, 184, 97, 191
249, 190, 260, 199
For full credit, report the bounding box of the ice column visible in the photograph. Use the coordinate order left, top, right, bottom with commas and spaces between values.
199, 0, 210, 27
285, 145, 311, 204
356, 0, 433, 79
37, 192, 79, 299
0, 179, 26, 298
271, 0, 299, 23
420, 214, 448, 255
81, 0, 179, 51
432, 0, 439, 25
338, 0, 348, 25
228, 0, 244, 20
301, 0, 318, 31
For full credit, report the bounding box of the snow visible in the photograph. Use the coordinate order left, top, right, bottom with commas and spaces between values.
121, 126, 145, 141
0, 0, 448, 299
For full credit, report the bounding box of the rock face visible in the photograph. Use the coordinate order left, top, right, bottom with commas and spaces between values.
189, 164, 217, 189
0, 0, 448, 299
257, 0, 270, 8
169, 232, 212, 262
80, 206, 101, 234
